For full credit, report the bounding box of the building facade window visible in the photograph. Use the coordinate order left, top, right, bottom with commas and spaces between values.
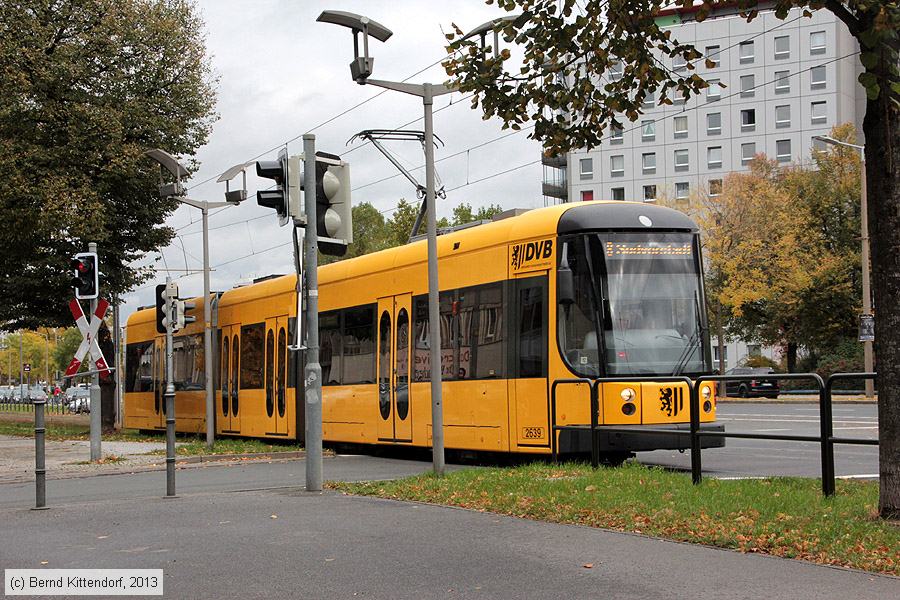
709, 179, 723, 196
642, 152, 656, 174
811, 65, 826, 88
775, 70, 790, 93
741, 142, 756, 164
581, 189, 594, 201
579, 158, 593, 180
775, 104, 791, 128
776, 139, 792, 163
673, 115, 688, 138
707, 112, 722, 135
643, 184, 656, 202
674, 149, 689, 171
643, 89, 656, 107
740, 74, 755, 97
675, 182, 690, 199
810, 31, 826, 55
774, 35, 790, 59
706, 79, 721, 101
812, 136, 830, 152
706, 45, 721, 68
739, 41, 754, 63
673, 54, 687, 71
610, 123, 624, 143
811, 100, 827, 124
641, 119, 656, 141
609, 60, 623, 79
707, 146, 723, 169
610, 154, 625, 176
611, 187, 625, 201
740, 108, 756, 131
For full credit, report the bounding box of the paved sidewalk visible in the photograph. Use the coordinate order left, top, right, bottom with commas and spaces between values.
1, 477, 896, 599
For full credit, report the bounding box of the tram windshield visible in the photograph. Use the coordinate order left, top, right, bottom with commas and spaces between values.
558, 232, 709, 377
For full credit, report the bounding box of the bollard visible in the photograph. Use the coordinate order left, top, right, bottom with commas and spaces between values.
32, 399, 48, 510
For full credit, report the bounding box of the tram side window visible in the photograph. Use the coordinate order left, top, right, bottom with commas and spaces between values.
172, 334, 205, 391
414, 282, 505, 382
342, 306, 376, 384
319, 311, 342, 385
125, 341, 154, 393
240, 323, 265, 389
517, 278, 547, 378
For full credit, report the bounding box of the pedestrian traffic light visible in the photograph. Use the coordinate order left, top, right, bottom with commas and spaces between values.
70, 252, 99, 300
256, 148, 290, 226
312, 152, 352, 256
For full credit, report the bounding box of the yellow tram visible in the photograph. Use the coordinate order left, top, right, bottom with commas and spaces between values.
124, 201, 724, 457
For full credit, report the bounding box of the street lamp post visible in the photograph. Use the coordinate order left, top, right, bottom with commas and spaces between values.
318, 10, 514, 477
812, 135, 873, 398
146, 150, 250, 448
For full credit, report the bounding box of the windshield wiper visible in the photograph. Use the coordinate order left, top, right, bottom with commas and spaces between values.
673, 291, 706, 376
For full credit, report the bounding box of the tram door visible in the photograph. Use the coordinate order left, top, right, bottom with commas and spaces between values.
219, 325, 241, 434
152, 337, 165, 429
376, 294, 413, 442
264, 316, 290, 435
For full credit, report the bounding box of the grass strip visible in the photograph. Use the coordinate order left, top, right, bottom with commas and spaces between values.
145, 437, 304, 457
0, 419, 157, 442
332, 461, 899, 576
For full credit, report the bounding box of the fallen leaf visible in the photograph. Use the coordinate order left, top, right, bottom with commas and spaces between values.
585, 485, 597, 492
97, 535, 109, 539
40, 561, 48, 565
583, 563, 593, 569
270, 515, 278, 519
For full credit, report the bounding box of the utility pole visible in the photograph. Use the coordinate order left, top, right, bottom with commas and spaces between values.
89, 241, 101, 461
303, 134, 323, 492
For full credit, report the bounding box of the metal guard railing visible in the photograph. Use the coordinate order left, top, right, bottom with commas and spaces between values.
550, 372, 878, 496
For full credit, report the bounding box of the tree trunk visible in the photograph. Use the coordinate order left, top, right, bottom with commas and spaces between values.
864, 83, 900, 519
786, 342, 797, 373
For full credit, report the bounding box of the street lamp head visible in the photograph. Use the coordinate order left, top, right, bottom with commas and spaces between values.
317, 10, 393, 83
811, 135, 865, 152
460, 15, 521, 59
217, 161, 254, 204
145, 149, 189, 198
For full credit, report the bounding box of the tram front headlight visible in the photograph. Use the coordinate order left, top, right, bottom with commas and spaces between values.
701, 385, 712, 401
620, 388, 636, 402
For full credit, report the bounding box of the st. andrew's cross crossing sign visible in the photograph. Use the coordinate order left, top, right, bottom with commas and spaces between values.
64, 298, 112, 379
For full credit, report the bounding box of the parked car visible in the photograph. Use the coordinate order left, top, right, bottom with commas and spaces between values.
724, 367, 781, 398
66, 387, 91, 414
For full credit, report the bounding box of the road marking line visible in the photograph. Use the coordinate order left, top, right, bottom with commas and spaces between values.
836, 474, 879, 479
832, 426, 879, 430
754, 428, 793, 432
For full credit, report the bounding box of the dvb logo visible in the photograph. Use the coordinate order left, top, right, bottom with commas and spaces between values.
511, 239, 553, 270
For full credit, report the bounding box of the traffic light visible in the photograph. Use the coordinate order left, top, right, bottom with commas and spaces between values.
175, 300, 197, 330
256, 148, 290, 226
311, 152, 352, 256
70, 252, 99, 300
155, 281, 179, 333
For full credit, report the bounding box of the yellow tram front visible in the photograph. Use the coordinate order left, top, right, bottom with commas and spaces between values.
547, 203, 724, 457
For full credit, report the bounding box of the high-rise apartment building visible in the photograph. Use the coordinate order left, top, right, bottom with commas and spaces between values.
542, 4, 865, 204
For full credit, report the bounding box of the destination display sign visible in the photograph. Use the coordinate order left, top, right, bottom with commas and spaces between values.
605, 241, 693, 259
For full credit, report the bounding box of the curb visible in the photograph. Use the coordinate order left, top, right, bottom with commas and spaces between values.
172, 450, 306, 464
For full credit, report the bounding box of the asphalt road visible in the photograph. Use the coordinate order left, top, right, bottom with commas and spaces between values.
2, 474, 897, 599
638, 402, 879, 479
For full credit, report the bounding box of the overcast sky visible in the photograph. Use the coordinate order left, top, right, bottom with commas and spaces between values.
122, 0, 544, 322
